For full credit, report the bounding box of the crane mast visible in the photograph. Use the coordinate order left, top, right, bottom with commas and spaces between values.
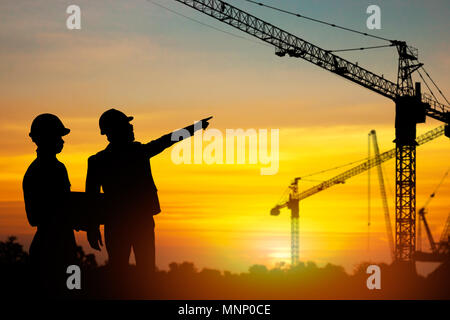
174, 0, 450, 262
370, 130, 395, 262
288, 181, 300, 265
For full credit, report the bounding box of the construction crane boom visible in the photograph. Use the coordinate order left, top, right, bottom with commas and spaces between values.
174, 0, 449, 123
420, 210, 437, 252
273, 125, 445, 212
370, 130, 395, 262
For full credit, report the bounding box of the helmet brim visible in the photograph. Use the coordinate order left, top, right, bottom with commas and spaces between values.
29, 127, 71, 138
61, 128, 71, 136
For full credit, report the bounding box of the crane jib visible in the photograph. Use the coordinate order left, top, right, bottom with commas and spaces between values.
274, 125, 444, 207
174, 0, 449, 124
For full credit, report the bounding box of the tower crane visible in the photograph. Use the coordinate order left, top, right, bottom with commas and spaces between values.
439, 213, 450, 254
271, 126, 445, 265
414, 213, 449, 262
414, 170, 450, 262
369, 130, 395, 262
173, 0, 450, 262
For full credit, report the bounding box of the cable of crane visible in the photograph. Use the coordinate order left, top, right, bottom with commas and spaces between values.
241, 0, 394, 42
146, 0, 271, 47
382, 162, 395, 201
327, 44, 394, 53
431, 169, 449, 198
297, 156, 369, 179
421, 67, 450, 105
296, 178, 327, 183
417, 69, 441, 105
421, 168, 449, 209
275, 186, 290, 206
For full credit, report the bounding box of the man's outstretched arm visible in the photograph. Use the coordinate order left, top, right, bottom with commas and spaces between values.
143, 116, 212, 158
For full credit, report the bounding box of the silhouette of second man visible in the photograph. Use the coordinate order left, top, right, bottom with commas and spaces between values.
86, 109, 211, 276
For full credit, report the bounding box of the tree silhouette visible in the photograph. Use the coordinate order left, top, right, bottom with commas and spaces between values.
169, 261, 197, 276
0, 236, 28, 265
0, 236, 448, 299
249, 264, 268, 275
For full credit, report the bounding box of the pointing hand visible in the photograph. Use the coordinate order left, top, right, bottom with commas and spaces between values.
201, 116, 213, 130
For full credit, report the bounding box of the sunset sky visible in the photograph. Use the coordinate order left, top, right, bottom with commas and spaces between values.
0, 0, 449, 275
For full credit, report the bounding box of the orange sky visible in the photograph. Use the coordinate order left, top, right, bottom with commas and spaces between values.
0, 0, 449, 275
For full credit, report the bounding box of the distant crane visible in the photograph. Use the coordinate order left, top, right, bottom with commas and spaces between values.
414, 213, 449, 262
439, 213, 450, 255
174, 0, 450, 262
271, 126, 445, 265
417, 170, 448, 251
414, 170, 450, 262
369, 130, 395, 261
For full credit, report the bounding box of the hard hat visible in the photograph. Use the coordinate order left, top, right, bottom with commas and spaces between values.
29, 113, 70, 138
99, 108, 134, 135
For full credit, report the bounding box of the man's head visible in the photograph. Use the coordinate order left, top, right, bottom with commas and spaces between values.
29, 113, 70, 155
99, 108, 135, 144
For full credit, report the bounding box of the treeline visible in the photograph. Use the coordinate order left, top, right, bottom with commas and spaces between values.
0, 237, 448, 299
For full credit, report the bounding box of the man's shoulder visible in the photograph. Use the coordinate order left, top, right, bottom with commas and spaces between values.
23, 158, 68, 185
55, 158, 67, 168
88, 148, 109, 163
25, 158, 39, 170
23, 158, 39, 182
88, 142, 145, 161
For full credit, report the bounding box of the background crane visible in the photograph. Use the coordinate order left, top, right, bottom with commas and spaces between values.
271, 126, 445, 265
414, 213, 449, 262
414, 170, 449, 262
369, 130, 395, 261
173, 0, 450, 262
438, 214, 450, 256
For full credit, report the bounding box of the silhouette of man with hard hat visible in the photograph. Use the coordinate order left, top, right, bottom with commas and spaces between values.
23, 113, 78, 294
86, 108, 211, 276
